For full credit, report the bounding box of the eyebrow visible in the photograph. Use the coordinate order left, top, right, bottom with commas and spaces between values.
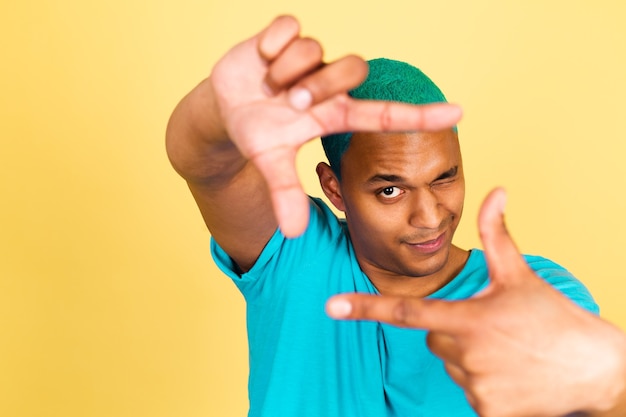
435, 166, 458, 181
366, 165, 458, 184
366, 174, 405, 184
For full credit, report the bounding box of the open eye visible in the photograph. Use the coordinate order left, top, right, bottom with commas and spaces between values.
379, 186, 402, 199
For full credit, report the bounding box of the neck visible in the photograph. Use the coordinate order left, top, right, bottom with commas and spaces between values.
365, 246, 470, 298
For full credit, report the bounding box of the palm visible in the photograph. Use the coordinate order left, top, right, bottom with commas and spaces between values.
208, 36, 355, 237
211, 37, 330, 160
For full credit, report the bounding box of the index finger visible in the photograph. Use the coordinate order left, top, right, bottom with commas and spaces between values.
326, 293, 472, 334
315, 99, 463, 136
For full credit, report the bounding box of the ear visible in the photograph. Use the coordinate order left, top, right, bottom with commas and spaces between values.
316, 162, 346, 212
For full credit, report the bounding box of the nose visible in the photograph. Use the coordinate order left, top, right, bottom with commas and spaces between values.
408, 188, 442, 230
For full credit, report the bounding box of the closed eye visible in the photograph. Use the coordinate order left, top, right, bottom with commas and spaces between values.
433, 166, 458, 183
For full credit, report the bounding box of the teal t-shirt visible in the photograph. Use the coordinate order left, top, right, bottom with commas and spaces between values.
211, 197, 598, 417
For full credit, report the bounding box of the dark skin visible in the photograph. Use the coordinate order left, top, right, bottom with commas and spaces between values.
317, 129, 468, 297
327, 188, 626, 417
167, 14, 626, 417
165, 15, 462, 272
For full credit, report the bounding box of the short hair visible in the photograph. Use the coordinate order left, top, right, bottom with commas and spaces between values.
320, 58, 454, 179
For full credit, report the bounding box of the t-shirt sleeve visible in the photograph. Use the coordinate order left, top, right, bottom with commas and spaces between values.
525, 255, 599, 314
210, 196, 343, 299
210, 223, 283, 281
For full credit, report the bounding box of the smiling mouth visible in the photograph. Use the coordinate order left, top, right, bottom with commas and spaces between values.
404, 232, 446, 254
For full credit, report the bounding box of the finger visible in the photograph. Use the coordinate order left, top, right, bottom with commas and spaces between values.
251, 146, 309, 238
257, 15, 300, 63
477, 188, 529, 285
464, 391, 479, 413
426, 332, 462, 364
263, 37, 323, 96
326, 293, 470, 333
286, 55, 368, 111
443, 362, 469, 388
315, 99, 463, 135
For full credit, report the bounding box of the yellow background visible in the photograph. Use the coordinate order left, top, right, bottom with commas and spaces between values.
2, 0, 625, 416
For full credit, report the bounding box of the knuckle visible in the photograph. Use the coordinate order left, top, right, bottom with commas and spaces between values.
296, 37, 323, 60
392, 298, 415, 326
458, 348, 483, 373
380, 102, 393, 131
471, 378, 489, 398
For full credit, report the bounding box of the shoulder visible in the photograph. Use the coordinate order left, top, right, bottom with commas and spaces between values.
443, 250, 598, 314
211, 196, 348, 279
523, 253, 599, 314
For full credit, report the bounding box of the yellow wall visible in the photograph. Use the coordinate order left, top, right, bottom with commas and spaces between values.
2, 0, 625, 416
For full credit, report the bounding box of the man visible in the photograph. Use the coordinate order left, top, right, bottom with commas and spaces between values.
327, 187, 626, 417
166, 15, 598, 417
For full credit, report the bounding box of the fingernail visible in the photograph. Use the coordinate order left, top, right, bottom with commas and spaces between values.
288, 87, 312, 111
327, 299, 352, 318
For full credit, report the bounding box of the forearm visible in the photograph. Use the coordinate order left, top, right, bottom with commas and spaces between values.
165, 77, 246, 185
165, 73, 277, 264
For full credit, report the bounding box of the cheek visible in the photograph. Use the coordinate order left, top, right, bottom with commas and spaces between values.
360, 213, 410, 250
348, 214, 399, 261
446, 196, 465, 227
442, 185, 465, 215
346, 200, 401, 237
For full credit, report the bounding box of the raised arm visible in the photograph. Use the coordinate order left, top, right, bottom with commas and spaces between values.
166, 15, 462, 271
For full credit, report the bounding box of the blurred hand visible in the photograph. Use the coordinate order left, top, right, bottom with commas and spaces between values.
210, 15, 462, 237
327, 188, 626, 417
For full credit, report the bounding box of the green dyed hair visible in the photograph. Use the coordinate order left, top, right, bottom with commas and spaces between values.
320, 58, 454, 179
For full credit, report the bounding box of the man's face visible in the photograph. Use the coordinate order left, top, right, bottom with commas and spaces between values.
338, 129, 465, 280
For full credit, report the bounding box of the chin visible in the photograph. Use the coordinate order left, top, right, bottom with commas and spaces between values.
404, 253, 450, 278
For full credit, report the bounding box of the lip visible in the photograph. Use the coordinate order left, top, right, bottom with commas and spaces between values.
405, 232, 447, 254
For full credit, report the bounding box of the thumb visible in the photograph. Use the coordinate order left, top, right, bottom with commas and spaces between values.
478, 188, 528, 285
252, 147, 309, 238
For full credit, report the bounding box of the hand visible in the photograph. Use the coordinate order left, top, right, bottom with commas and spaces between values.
326, 188, 626, 417
210, 15, 462, 237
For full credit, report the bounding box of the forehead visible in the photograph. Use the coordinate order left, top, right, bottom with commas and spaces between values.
341, 129, 461, 179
